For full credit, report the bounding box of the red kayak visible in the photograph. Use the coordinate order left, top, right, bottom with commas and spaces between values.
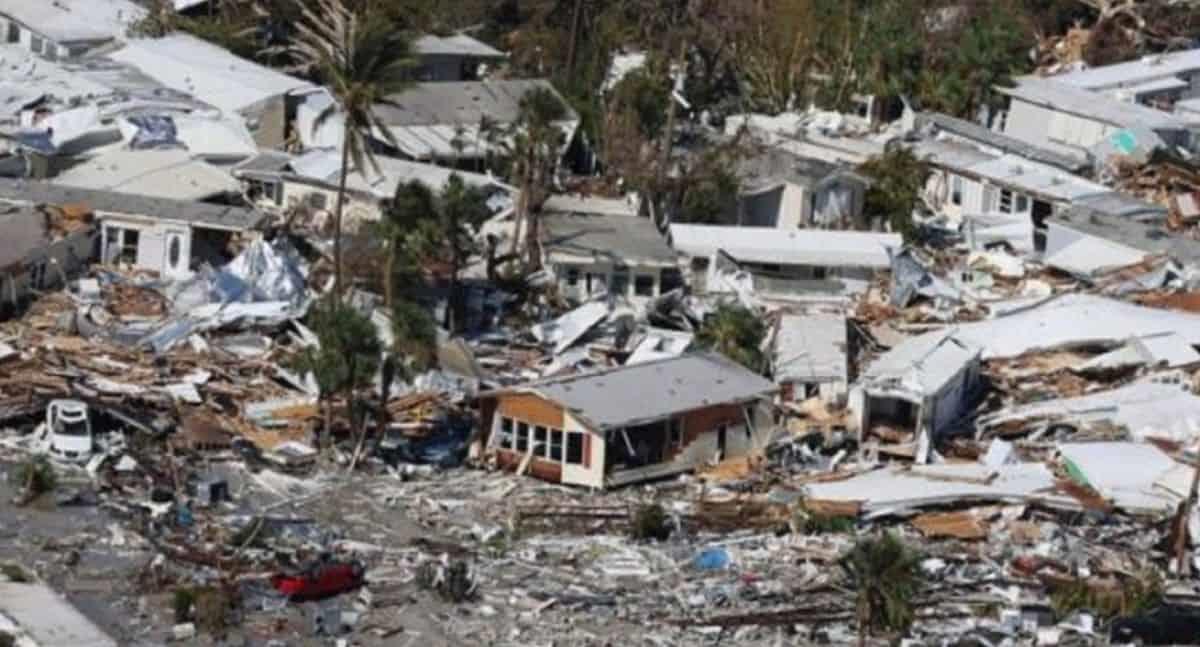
271, 560, 365, 600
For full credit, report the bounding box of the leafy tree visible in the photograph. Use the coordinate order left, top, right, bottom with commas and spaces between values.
674, 146, 743, 225
391, 299, 438, 376
917, 2, 1033, 119
841, 532, 922, 646
293, 299, 382, 440
610, 68, 670, 140
273, 0, 416, 302
857, 147, 929, 240
696, 303, 767, 373
383, 180, 438, 310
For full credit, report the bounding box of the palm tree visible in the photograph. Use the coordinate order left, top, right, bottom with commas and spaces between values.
490, 87, 567, 269
696, 303, 767, 373
273, 0, 416, 302
840, 531, 922, 646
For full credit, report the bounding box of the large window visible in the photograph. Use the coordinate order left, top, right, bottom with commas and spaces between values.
549, 429, 564, 461
498, 417, 514, 449
610, 267, 630, 296
999, 189, 1014, 214
515, 422, 530, 452
533, 426, 548, 457
566, 432, 584, 465
565, 268, 580, 287
634, 274, 655, 297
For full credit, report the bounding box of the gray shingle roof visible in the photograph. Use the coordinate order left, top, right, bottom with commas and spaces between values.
917, 111, 1088, 172
495, 352, 777, 431
542, 212, 678, 266
0, 179, 266, 231
375, 79, 576, 127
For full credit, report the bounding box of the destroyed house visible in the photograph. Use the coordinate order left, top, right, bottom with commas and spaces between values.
234, 149, 510, 228
0, 203, 94, 314
669, 223, 900, 298
540, 197, 682, 302
0, 179, 265, 280
772, 311, 849, 404
851, 331, 983, 454
732, 147, 868, 229
479, 352, 777, 488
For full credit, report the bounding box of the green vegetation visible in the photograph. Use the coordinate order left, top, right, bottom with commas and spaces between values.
858, 147, 930, 241
0, 563, 30, 583
293, 298, 383, 437
630, 503, 672, 541
696, 303, 768, 373
1050, 571, 1163, 621
173, 587, 196, 623
840, 531, 923, 645
11, 456, 57, 503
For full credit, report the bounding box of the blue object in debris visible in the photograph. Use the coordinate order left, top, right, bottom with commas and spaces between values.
176, 502, 194, 527
693, 547, 730, 570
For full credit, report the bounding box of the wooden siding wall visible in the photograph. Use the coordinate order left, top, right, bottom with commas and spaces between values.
666, 404, 745, 460
492, 393, 572, 484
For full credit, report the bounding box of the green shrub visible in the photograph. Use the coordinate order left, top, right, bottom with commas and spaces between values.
630, 504, 672, 541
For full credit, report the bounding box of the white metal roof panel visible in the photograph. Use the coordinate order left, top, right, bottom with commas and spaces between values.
1050, 49, 1200, 91
774, 312, 848, 384
669, 224, 901, 269
108, 35, 312, 114
999, 77, 1187, 130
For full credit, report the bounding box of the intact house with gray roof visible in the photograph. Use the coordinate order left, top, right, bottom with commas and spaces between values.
0, 179, 265, 280
477, 352, 777, 488
540, 197, 684, 303
0, 202, 95, 317
412, 33, 506, 82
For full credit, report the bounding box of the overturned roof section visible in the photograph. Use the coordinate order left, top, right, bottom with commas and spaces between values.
1045, 207, 1200, 276
737, 146, 861, 192
543, 212, 677, 267
488, 352, 777, 431
413, 33, 505, 58
0, 178, 265, 231
916, 111, 1088, 172
107, 34, 313, 114
774, 312, 848, 385
669, 224, 901, 269
980, 380, 1200, 444
895, 293, 1200, 362
862, 329, 981, 395
997, 77, 1189, 131
52, 150, 240, 201
0, 0, 144, 45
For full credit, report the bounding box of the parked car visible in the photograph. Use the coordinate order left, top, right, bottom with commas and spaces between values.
36, 399, 95, 464
271, 558, 364, 601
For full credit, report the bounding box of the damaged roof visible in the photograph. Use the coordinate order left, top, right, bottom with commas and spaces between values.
542, 212, 678, 267
0, 178, 265, 231
0, 0, 143, 44
52, 150, 240, 202
669, 224, 901, 269
1048, 48, 1200, 92
997, 77, 1189, 131
736, 146, 862, 191
862, 329, 981, 395
773, 312, 848, 384
413, 33, 505, 58
375, 80, 576, 127
917, 111, 1088, 172
487, 352, 777, 431
1049, 206, 1200, 268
